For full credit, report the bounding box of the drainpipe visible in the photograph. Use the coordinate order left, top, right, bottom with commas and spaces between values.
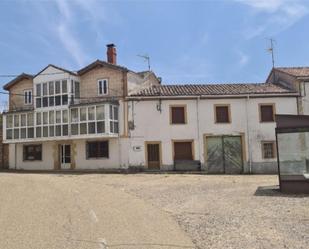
14, 143, 17, 170
245, 95, 252, 173
196, 96, 201, 170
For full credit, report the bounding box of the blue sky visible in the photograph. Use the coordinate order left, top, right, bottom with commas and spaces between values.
1, 0, 309, 106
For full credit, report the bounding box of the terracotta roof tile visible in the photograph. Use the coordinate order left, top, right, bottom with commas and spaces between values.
131, 83, 296, 97
276, 67, 309, 78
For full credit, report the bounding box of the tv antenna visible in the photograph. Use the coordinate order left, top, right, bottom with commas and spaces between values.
137, 54, 151, 71
267, 38, 276, 68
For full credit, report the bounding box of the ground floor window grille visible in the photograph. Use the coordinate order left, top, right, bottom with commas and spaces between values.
86, 141, 109, 159
262, 141, 276, 159
23, 144, 42, 161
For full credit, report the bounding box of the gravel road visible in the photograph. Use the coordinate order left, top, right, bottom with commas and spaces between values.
0, 173, 194, 249
1, 173, 308, 249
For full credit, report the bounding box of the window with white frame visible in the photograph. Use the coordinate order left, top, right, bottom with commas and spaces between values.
24, 90, 32, 105
35, 80, 68, 108
70, 105, 106, 136
109, 105, 119, 133
98, 79, 108, 95
6, 112, 34, 140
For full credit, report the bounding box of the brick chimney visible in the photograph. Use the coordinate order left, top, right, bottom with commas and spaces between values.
106, 43, 117, 64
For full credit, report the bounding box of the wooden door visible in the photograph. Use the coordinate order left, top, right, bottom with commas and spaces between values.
206, 136, 225, 173
146, 143, 161, 169
174, 141, 193, 160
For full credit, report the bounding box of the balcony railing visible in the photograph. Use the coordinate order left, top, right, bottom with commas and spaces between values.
2, 103, 119, 143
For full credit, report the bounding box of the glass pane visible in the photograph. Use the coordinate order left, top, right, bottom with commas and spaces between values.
88, 106, 95, 120
109, 105, 113, 119
27, 113, 34, 126
55, 81, 61, 94
114, 106, 118, 120
36, 84, 41, 96
36, 113, 41, 125
6, 115, 13, 128
43, 83, 48, 96
71, 108, 78, 122
62, 80, 67, 93
21, 114, 26, 127
49, 96, 54, 106
36, 127, 41, 138
62, 110, 68, 123
62, 125, 68, 136
80, 123, 87, 134
43, 97, 48, 107
71, 124, 78, 135
88, 122, 95, 134
28, 128, 34, 138
55, 96, 61, 106
74, 81, 80, 98
62, 95, 68, 105
36, 98, 41, 108
14, 129, 19, 139
97, 121, 105, 133
56, 125, 61, 136
43, 126, 48, 137
96, 105, 104, 120
43, 112, 48, 124
49, 126, 54, 137
6, 129, 12, 139
20, 128, 26, 138
80, 107, 87, 121
14, 115, 19, 127
49, 81, 54, 95
49, 111, 54, 124
56, 111, 61, 123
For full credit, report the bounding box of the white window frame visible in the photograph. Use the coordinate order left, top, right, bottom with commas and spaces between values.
97, 79, 108, 96
24, 89, 32, 105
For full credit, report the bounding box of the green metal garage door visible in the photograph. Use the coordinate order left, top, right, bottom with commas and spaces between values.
206, 136, 243, 174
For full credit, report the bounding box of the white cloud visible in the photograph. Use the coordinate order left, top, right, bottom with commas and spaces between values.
238, 50, 249, 66
235, 0, 309, 39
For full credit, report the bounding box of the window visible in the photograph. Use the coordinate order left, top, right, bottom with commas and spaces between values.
98, 79, 108, 95
215, 105, 230, 123
170, 106, 186, 124
35, 80, 68, 108
23, 144, 42, 161
24, 90, 32, 105
110, 105, 119, 133
262, 141, 276, 159
260, 104, 275, 122
86, 141, 109, 159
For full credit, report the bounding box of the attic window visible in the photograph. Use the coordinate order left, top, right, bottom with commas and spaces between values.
98, 79, 108, 95
24, 90, 32, 105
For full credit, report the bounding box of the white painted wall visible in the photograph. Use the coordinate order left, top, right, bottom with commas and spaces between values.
128, 96, 298, 170
9, 142, 54, 170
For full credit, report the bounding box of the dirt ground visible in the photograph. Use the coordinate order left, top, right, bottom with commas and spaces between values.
1, 173, 308, 249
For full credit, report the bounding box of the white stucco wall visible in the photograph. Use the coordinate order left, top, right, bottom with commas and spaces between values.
128, 96, 298, 170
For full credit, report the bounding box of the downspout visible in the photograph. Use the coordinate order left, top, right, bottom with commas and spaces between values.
245, 95, 252, 173
196, 96, 201, 170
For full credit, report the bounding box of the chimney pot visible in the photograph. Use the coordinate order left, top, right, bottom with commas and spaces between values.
106, 44, 117, 64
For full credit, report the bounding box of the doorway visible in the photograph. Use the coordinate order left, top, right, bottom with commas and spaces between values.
205, 135, 243, 174
146, 142, 161, 170
60, 144, 71, 169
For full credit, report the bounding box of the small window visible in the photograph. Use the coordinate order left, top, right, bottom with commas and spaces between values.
86, 141, 109, 159
24, 90, 32, 105
170, 106, 186, 124
23, 144, 42, 161
260, 104, 275, 122
262, 141, 276, 159
215, 105, 230, 123
98, 79, 108, 95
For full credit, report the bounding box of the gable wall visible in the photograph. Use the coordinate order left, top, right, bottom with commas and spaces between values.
9, 78, 33, 111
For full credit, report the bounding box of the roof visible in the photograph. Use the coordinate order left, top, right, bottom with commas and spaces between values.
275, 67, 309, 78
78, 59, 128, 75
130, 83, 297, 97
34, 64, 77, 78
3, 73, 33, 90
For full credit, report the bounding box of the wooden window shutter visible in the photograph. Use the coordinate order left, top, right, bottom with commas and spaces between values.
260, 105, 274, 122
171, 107, 185, 124
216, 106, 229, 123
